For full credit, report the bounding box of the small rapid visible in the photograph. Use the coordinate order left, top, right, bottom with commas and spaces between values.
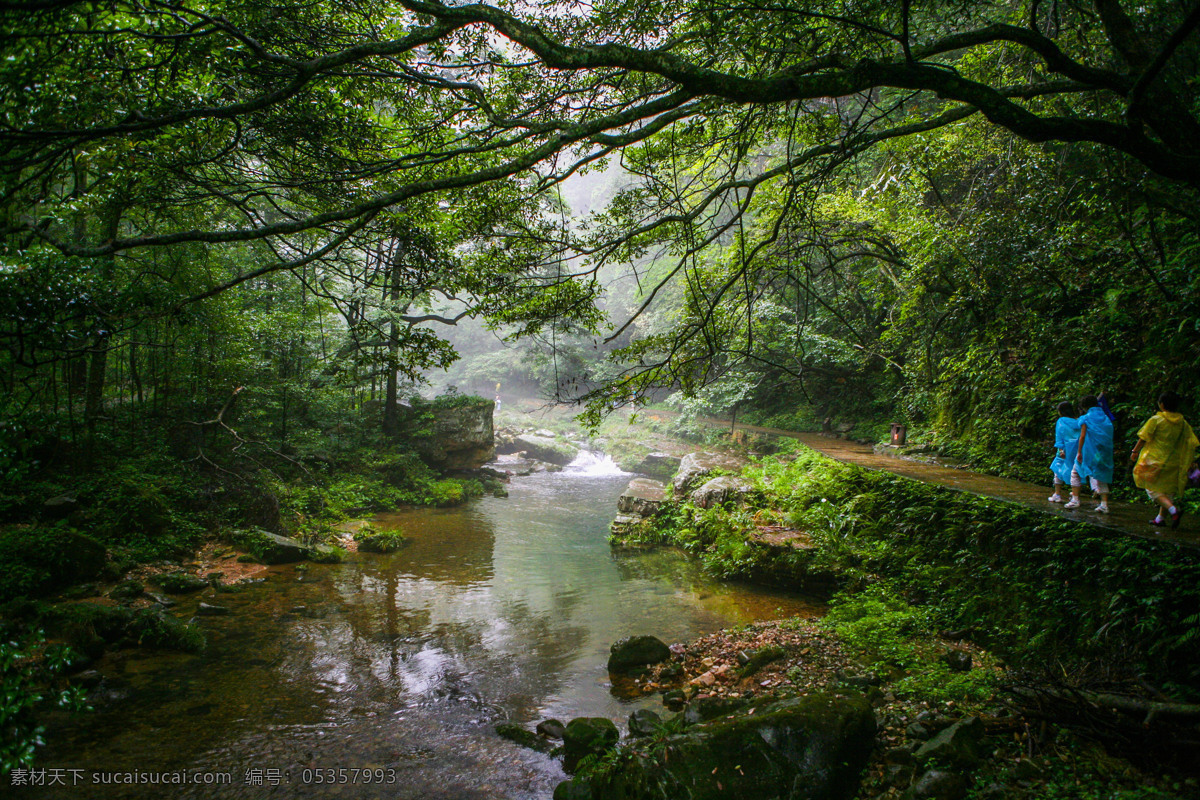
564, 450, 629, 476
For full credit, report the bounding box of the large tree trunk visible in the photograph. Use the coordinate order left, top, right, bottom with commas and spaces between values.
83, 334, 109, 429
381, 239, 402, 438
82, 205, 122, 462
382, 317, 400, 437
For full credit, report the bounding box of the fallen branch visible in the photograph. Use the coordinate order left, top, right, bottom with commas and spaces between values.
1009, 685, 1200, 726
185, 386, 309, 475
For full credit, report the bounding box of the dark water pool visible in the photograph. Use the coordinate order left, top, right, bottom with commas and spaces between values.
23, 462, 819, 798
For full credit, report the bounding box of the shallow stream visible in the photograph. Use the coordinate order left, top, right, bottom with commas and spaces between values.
29, 457, 819, 798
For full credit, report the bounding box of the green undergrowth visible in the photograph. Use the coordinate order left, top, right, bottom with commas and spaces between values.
353, 523, 408, 554
0, 632, 88, 773
1, 599, 204, 660
0, 445, 495, 603
274, 450, 489, 539
820, 586, 1002, 705
625, 444, 1200, 693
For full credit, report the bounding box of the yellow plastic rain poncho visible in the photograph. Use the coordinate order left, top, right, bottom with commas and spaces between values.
1133, 411, 1200, 497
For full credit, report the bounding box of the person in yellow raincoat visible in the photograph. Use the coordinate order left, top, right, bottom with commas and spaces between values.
1130, 392, 1199, 529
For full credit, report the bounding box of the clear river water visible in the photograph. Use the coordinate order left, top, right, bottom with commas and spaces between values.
28, 456, 819, 799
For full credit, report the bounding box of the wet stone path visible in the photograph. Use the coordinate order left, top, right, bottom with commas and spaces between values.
708, 419, 1200, 548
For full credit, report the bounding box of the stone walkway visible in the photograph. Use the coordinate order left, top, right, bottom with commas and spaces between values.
701, 419, 1200, 548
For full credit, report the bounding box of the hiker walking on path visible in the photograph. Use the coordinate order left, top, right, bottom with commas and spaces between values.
1066, 394, 1114, 513
1132, 392, 1199, 529
1049, 401, 1080, 504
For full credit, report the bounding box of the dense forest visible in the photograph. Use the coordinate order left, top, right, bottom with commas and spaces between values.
2, 0, 1200, 789
3, 0, 1198, 475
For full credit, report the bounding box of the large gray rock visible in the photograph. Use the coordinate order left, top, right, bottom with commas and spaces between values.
554, 693, 876, 800
514, 434, 579, 466
909, 769, 969, 800
690, 476, 752, 509
628, 709, 662, 738
608, 635, 672, 672
617, 479, 667, 517
672, 452, 747, 495
257, 532, 310, 565
490, 455, 563, 476
914, 717, 985, 770
636, 453, 682, 479
419, 399, 496, 469
41, 494, 78, 521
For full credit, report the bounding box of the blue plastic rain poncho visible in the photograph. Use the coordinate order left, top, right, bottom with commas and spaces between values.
1050, 415, 1081, 485
1075, 405, 1114, 485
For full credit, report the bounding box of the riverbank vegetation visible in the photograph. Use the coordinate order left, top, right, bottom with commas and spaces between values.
619, 442, 1200, 694
607, 438, 1200, 798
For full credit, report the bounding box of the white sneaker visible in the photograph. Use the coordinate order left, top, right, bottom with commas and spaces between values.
1095, 503, 1109, 514
1063, 498, 1080, 509
1048, 493, 1063, 503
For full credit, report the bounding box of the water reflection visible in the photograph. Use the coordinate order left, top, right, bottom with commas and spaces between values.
28, 466, 819, 799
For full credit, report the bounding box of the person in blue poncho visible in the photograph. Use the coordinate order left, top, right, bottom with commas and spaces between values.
1065, 394, 1115, 513
1048, 401, 1080, 503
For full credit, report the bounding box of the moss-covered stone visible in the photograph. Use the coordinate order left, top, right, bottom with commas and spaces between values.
563, 717, 620, 773
255, 532, 310, 564
107, 579, 144, 601
736, 644, 787, 678
556, 692, 876, 800
514, 434, 578, 466
152, 572, 208, 594
914, 716, 985, 770
628, 708, 662, 738
496, 722, 556, 753
41, 602, 205, 656
0, 524, 107, 601
608, 635, 672, 673
308, 543, 346, 564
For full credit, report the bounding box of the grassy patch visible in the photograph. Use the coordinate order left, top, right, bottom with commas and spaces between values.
354, 524, 407, 554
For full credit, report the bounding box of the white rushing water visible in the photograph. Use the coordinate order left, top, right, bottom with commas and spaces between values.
564, 450, 629, 476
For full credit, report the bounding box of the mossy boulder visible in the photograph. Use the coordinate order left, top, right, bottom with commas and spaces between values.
671, 452, 747, 495
107, 579, 144, 601
563, 717, 620, 773
635, 453, 683, 480
616, 479, 667, 517
496, 722, 556, 754
514, 434, 579, 466
628, 709, 662, 738
308, 543, 346, 564
690, 476, 752, 509
256, 532, 310, 564
554, 692, 876, 800
42, 602, 205, 656
608, 635, 672, 673
914, 716, 985, 770
152, 572, 209, 594
227, 527, 309, 564
737, 644, 787, 678
0, 524, 106, 601
414, 397, 496, 470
